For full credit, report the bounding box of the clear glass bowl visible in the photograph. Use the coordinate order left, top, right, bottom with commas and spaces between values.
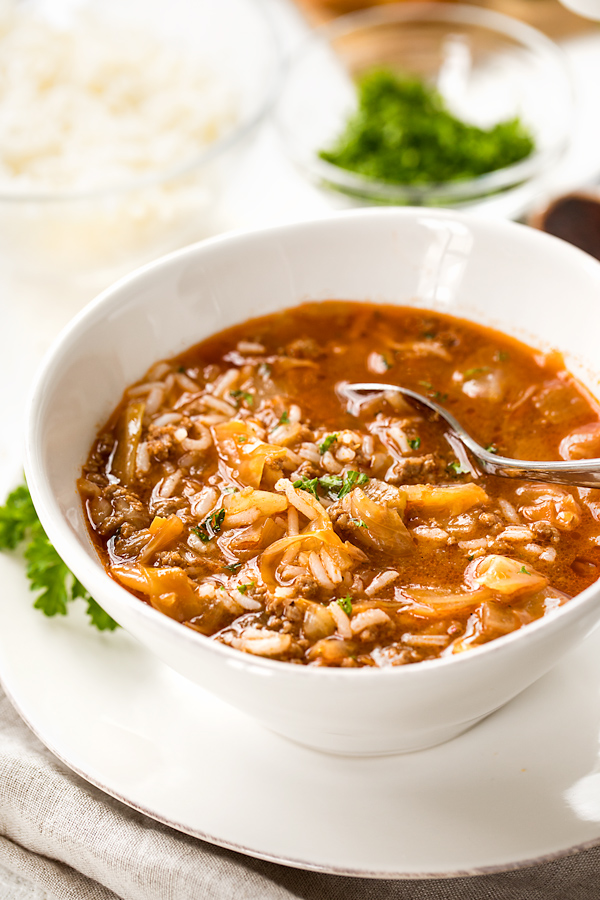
0, 0, 281, 282
275, 2, 573, 208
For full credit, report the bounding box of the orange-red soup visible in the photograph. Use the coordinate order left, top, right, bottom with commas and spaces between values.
79, 302, 600, 666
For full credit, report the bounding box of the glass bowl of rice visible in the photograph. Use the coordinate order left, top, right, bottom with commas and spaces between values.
275, 2, 573, 210
0, 0, 281, 283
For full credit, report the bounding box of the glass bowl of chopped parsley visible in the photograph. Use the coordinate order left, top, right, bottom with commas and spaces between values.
276, 2, 572, 209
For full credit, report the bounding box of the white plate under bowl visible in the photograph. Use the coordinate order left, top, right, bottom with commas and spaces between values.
2, 550, 600, 878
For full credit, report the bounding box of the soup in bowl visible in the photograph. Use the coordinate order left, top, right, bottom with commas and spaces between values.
25, 208, 600, 754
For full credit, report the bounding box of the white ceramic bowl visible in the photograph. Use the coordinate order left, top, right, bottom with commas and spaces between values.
25, 208, 600, 756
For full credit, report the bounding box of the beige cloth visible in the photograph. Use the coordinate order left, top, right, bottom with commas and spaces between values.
1, 687, 600, 900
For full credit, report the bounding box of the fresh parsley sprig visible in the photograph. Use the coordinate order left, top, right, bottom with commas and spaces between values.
0, 483, 118, 631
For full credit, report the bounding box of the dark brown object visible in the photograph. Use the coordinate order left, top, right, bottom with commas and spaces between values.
533, 193, 600, 262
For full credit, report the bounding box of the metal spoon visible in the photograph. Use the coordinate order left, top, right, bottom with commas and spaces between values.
340, 382, 600, 489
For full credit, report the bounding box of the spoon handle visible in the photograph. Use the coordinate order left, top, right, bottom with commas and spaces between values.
474, 454, 600, 489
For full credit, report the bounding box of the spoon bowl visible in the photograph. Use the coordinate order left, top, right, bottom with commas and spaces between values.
342, 381, 600, 489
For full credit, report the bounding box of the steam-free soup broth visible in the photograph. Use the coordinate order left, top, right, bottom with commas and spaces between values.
78, 302, 600, 666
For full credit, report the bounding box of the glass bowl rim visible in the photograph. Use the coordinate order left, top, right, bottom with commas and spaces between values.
275, 1, 574, 203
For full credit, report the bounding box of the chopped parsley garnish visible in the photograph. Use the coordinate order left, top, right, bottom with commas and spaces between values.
318, 68, 534, 186
279, 410, 290, 425
448, 460, 469, 476
178, 366, 186, 373
259, 362, 271, 378
292, 477, 320, 499
319, 433, 338, 454
193, 508, 225, 544
485, 444, 498, 454
317, 474, 343, 495
467, 554, 475, 561
236, 435, 248, 445
293, 471, 369, 501
519, 565, 532, 575
408, 437, 421, 450
338, 470, 369, 498
230, 389, 253, 407
237, 581, 255, 594
350, 517, 367, 528
337, 596, 353, 616
422, 331, 436, 340
223, 562, 242, 574
497, 350, 510, 362
0, 482, 118, 631
464, 366, 490, 378
417, 381, 447, 402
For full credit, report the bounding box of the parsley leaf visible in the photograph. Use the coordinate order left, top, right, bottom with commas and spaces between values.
485, 444, 498, 454
417, 381, 447, 402
237, 581, 255, 594
0, 484, 39, 550
317, 474, 344, 498
408, 437, 421, 450
194, 508, 225, 543
85, 594, 120, 631
496, 350, 510, 362
279, 410, 290, 425
337, 596, 353, 616
448, 460, 469, 476
519, 565, 531, 575
463, 366, 490, 379
292, 477, 320, 499
318, 433, 338, 455
338, 470, 369, 498
294, 471, 369, 501
26, 530, 72, 617
230, 389, 253, 407
223, 562, 242, 574
350, 517, 367, 528
0, 482, 118, 631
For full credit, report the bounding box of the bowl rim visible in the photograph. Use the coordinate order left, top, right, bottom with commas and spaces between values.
0, 0, 284, 204
275, 1, 574, 203
24, 206, 600, 680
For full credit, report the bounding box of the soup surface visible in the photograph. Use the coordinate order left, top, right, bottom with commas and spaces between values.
79, 302, 600, 666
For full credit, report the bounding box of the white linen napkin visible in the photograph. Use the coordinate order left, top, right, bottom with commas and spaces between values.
2, 686, 600, 900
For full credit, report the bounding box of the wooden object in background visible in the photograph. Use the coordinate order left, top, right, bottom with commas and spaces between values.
294, 0, 599, 40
